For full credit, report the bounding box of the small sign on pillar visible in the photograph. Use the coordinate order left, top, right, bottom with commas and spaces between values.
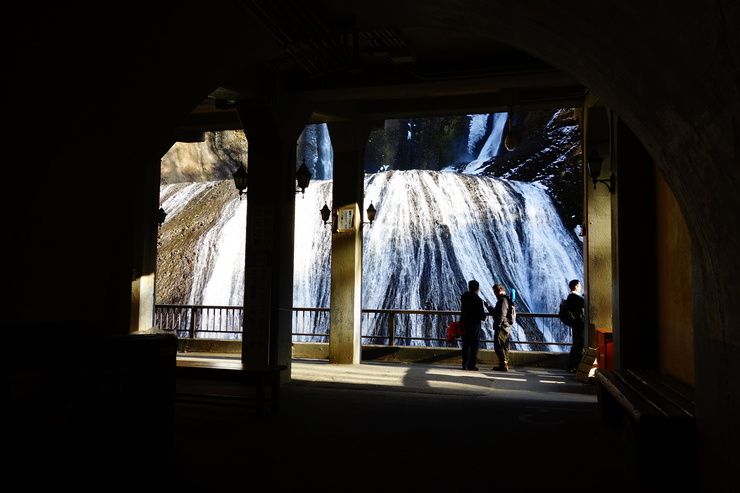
337, 206, 355, 232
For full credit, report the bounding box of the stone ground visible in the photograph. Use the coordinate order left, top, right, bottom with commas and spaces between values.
158, 358, 660, 493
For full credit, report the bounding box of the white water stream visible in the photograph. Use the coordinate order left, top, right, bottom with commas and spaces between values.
159, 114, 583, 348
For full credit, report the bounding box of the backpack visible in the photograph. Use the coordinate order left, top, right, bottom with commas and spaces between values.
506, 298, 517, 327
446, 320, 465, 341
559, 298, 576, 327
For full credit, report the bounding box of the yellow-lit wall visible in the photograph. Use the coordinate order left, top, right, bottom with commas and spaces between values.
655, 168, 694, 386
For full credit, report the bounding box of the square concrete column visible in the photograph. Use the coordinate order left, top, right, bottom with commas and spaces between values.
329, 202, 363, 363
237, 103, 312, 368
327, 120, 371, 364
131, 155, 162, 333
583, 102, 614, 350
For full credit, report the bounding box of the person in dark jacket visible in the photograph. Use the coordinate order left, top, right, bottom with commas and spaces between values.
566, 279, 586, 372
491, 283, 513, 371
460, 280, 486, 371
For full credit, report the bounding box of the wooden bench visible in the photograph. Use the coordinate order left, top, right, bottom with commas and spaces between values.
175, 358, 287, 418
594, 368, 696, 484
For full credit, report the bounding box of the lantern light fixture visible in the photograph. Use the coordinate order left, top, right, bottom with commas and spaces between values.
365, 202, 377, 224
232, 164, 248, 198
320, 203, 332, 225
157, 207, 167, 227
296, 162, 312, 195
587, 150, 614, 193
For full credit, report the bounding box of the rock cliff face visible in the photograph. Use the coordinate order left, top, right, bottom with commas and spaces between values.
156, 181, 239, 304
160, 109, 582, 228
157, 109, 582, 308
363, 109, 582, 229
484, 109, 582, 232
364, 115, 471, 172
161, 130, 248, 184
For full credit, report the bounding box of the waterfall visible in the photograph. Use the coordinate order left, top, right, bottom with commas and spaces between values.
196, 198, 246, 306
158, 181, 247, 307
467, 114, 489, 154
299, 123, 334, 180
159, 170, 582, 349
158, 113, 582, 349
294, 170, 583, 349
461, 113, 508, 174
317, 124, 334, 180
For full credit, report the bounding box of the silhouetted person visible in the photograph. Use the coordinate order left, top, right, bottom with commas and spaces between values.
565, 279, 585, 372
460, 280, 486, 371
491, 283, 513, 371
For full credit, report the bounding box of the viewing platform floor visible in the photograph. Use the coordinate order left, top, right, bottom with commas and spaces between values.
170, 356, 656, 492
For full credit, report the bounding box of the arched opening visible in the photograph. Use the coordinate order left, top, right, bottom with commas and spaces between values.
152, 5, 700, 380
7, 3, 736, 490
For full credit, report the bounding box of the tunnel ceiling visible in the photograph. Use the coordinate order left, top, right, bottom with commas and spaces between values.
179, 0, 586, 133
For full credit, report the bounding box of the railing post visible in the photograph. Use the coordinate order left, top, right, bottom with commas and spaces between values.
189, 307, 197, 339
389, 311, 395, 346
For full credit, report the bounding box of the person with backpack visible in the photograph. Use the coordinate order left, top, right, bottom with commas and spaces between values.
563, 279, 586, 373
491, 283, 514, 371
460, 280, 487, 371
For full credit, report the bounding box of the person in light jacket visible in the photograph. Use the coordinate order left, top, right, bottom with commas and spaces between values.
491, 283, 513, 371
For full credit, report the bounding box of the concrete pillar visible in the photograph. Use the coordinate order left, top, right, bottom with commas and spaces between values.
582, 100, 614, 349
236, 103, 312, 368
130, 155, 162, 333
326, 119, 371, 364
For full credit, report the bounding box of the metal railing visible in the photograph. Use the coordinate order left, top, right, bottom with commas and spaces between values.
155, 304, 244, 340
155, 305, 573, 350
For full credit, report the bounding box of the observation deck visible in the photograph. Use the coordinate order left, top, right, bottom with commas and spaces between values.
168, 355, 656, 492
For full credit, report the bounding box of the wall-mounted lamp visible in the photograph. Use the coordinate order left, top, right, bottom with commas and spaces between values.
365, 202, 377, 224
320, 203, 332, 225
296, 162, 312, 196
157, 207, 167, 227
232, 164, 248, 198
587, 150, 614, 193
504, 112, 517, 151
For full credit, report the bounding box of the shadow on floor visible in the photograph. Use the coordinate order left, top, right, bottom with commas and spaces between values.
158, 360, 654, 493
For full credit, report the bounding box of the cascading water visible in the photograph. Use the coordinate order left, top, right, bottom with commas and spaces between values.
158, 114, 583, 349
158, 180, 247, 308
299, 123, 334, 180
460, 112, 508, 174
294, 170, 582, 350
195, 199, 246, 306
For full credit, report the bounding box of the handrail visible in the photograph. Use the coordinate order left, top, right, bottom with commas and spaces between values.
155, 304, 244, 339
155, 304, 573, 350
